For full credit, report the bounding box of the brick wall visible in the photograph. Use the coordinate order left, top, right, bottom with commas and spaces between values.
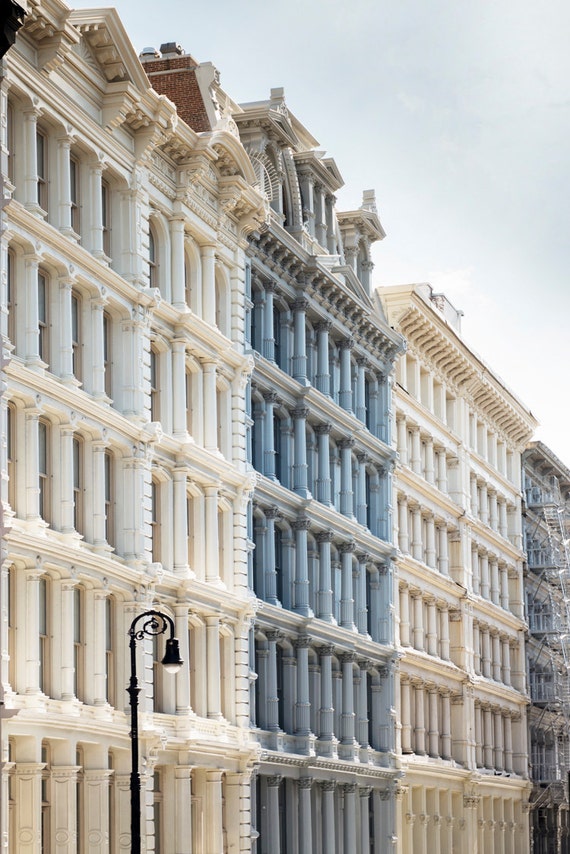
144, 55, 212, 132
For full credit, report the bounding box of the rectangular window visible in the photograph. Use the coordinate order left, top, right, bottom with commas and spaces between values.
36, 129, 48, 211
8, 567, 15, 688
7, 249, 15, 344
105, 597, 114, 706
104, 450, 115, 547
38, 272, 49, 365
70, 155, 80, 234
101, 180, 110, 256
71, 292, 81, 381
103, 311, 112, 398
7, 403, 15, 510
150, 347, 159, 421
39, 578, 49, 694
38, 419, 50, 523
73, 587, 84, 700
151, 480, 161, 563
7, 101, 14, 184
73, 437, 83, 534
149, 226, 157, 288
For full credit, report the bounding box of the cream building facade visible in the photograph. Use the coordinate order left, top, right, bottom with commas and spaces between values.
1, 2, 267, 850
378, 284, 537, 854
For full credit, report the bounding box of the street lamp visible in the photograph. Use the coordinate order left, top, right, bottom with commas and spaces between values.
127, 610, 183, 854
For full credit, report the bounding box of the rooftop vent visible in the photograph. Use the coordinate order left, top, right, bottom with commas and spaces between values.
139, 46, 160, 61
160, 42, 184, 58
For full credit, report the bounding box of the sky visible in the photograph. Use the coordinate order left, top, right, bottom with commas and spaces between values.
72, 0, 570, 461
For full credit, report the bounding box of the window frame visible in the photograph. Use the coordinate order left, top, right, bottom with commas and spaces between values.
38, 271, 49, 366
71, 290, 82, 382
70, 154, 80, 235
72, 435, 84, 534
36, 128, 48, 212
38, 418, 51, 523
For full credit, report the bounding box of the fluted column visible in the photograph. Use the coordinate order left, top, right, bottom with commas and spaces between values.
175, 605, 191, 714
23, 108, 41, 210
398, 495, 409, 553
356, 358, 367, 423
425, 514, 436, 568
342, 784, 357, 852
92, 441, 106, 547
340, 653, 356, 745
320, 781, 336, 854
356, 553, 369, 635
339, 438, 355, 517
201, 244, 216, 325
294, 636, 311, 737
262, 283, 275, 362
266, 776, 282, 854
315, 423, 332, 505
266, 631, 281, 731
492, 631, 502, 681
481, 628, 491, 677
401, 676, 412, 753
399, 584, 410, 646
339, 338, 354, 412
316, 320, 331, 395
292, 406, 310, 497
441, 691, 451, 759
292, 298, 309, 384
293, 517, 311, 617
489, 490, 498, 530
412, 590, 424, 651
411, 506, 423, 562
318, 644, 335, 742
298, 778, 313, 854
60, 425, 75, 534
498, 500, 508, 538
475, 703, 483, 767
263, 392, 278, 480
428, 686, 439, 757
414, 681, 426, 755
490, 558, 500, 605
438, 525, 449, 575
340, 542, 355, 630
316, 531, 334, 622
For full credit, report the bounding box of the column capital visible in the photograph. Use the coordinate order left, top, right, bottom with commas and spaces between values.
315, 320, 333, 333
298, 777, 313, 789
341, 782, 358, 794
318, 644, 335, 657
339, 541, 356, 554
264, 506, 282, 520
263, 391, 280, 404
338, 437, 356, 450
339, 337, 355, 351
267, 775, 283, 787
320, 779, 336, 792
315, 422, 333, 435
316, 530, 335, 544
291, 406, 310, 420
294, 635, 312, 650
292, 298, 310, 312
292, 517, 312, 531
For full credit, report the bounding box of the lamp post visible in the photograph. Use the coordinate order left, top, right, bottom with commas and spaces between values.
127, 610, 183, 854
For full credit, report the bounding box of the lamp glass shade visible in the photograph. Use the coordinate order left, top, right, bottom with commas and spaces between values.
161, 637, 183, 674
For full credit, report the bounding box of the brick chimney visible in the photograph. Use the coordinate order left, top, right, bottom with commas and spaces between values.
140, 42, 213, 132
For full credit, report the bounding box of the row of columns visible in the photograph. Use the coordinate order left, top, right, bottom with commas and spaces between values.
473, 622, 513, 685
400, 677, 454, 759
470, 474, 509, 536
398, 584, 452, 659
255, 634, 393, 753
396, 418, 449, 491
258, 773, 392, 854
474, 704, 515, 773
471, 546, 510, 607
397, 496, 450, 574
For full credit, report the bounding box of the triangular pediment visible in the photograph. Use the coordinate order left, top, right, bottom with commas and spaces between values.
69, 7, 151, 92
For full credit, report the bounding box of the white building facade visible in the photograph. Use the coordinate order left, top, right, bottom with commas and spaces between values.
378, 284, 537, 854
1, 2, 267, 850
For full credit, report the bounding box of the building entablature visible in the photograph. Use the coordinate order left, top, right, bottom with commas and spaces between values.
398, 653, 465, 690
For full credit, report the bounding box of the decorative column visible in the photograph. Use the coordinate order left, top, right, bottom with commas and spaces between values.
169, 216, 186, 307
492, 631, 502, 681
426, 598, 437, 656
294, 636, 312, 737
339, 338, 354, 412
262, 282, 276, 362
203, 361, 218, 452
399, 584, 410, 647
401, 676, 412, 753
479, 483, 488, 525
501, 637, 511, 685
483, 706, 493, 768
173, 467, 189, 576
174, 767, 193, 854
504, 713, 513, 772
356, 358, 367, 423
205, 615, 222, 719
201, 244, 216, 325
470, 476, 478, 517
91, 297, 107, 400
493, 708, 504, 771
411, 427, 421, 475
340, 653, 356, 747
500, 565, 509, 610
264, 508, 280, 605
296, 778, 313, 854
292, 298, 309, 384
56, 134, 73, 234
412, 590, 424, 651
441, 691, 451, 759
439, 604, 450, 660
60, 425, 75, 534
425, 515, 436, 568
428, 686, 439, 757
266, 776, 282, 854
398, 495, 409, 553
480, 552, 490, 599
23, 107, 41, 210
315, 321, 331, 395
13, 763, 44, 852
204, 485, 219, 584
471, 547, 480, 595
320, 781, 336, 854
397, 416, 408, 465
175, 605, 191, 714
436, 448, 447, 493
263, 392, 279, 480
60, 580, 76, 700
51, 765, 79, 853
342, 784, 357, 853
438, 525, 449, 575
318, 645, 335, 743
315, 423, 332, 505
411, 506, 423, 562
339, 542, 355, 630
292, 406, 310, 497
316, 531, 334, 622
414, 681, 426, 755
205, 770, 223, 854
172, 340, 187, 437
490, 558, 500, 605
293, 517, 311, 617
357, 660, 370, 747
481, 628, 491, 678
93, 591, 108, 706
356, 553, 369, 635
339, 438, 355, 518
359, 788, 372, 854
83, 769, 112, 853
266, 631, 281, 732
424, 437, 435, 484
24, 255, 41, 366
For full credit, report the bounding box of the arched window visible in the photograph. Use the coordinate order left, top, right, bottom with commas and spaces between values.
149, 223, 157, 288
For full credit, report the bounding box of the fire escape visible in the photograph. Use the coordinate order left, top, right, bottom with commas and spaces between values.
525, 466, 570, 852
